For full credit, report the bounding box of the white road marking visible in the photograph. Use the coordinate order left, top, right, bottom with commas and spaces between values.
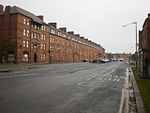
103, 77, 108, 81
87, 78, 92, 81
108, 78, 112, 81
113, 78, 116, 81
78, 82, 85, 86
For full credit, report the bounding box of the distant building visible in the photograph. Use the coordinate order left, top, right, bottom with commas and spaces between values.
138, 14, 150, 78
106, 53, 132, 61
0, 4, 105, 63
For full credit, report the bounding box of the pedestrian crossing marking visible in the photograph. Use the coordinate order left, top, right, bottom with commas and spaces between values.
108, 78, 112, 81
117, 79, 120, 82
95, 74, 123, 82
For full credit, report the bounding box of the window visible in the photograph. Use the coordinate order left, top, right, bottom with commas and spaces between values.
50, 38, 52, 42
51, 29, 56, 34
23, 40, 26, 47
43, 26, 46, 31
27, 30, 30, 37
41, 26, 43, 30
37, 34, 40, 40
43, 53, 46, 60
23, 18, 26, 24
31, 33, 33, 39
34, 25, 37, 29
26, 41, 29, 48
41, 44, 43, 49
41, 34, 43, 40
8, 54, 14, 62
43, 35, 46, 40
34, 33, 36, 39
27, 19, 29, 25
23, 29, 26, 36
43, 44, 45, 49
40, 53, 46, 60
34, 44, 37, 49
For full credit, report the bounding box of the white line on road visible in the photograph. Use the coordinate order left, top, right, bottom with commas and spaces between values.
117, 79, 120, 82
113, 78, 116, 81
87, 78, 92, 81
108, 78, 112, 81
78, 82, 85, 86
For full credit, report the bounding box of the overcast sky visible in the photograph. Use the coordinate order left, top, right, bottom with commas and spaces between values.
1, 0, 150, 53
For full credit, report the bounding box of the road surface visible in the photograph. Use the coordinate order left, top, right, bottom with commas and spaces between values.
0, 62, 128, 113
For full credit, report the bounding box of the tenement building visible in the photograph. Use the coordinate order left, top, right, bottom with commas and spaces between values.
0, 4, 105, 63
138, 14, 150, 78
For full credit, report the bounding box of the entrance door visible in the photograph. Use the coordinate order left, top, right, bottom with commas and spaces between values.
34, 54, 37, 62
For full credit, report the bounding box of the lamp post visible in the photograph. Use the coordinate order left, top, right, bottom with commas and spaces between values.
122, 22, 138, 68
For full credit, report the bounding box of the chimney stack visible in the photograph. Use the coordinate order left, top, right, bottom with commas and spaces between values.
0, 4, 4, 13
80, 37, 84, 39
74, 34, 80, 37
48, 22, 57, 28
37, 15, 43, 21
68, 31, 74, 35
59, 27, 67, 33
5, 6, 11, 14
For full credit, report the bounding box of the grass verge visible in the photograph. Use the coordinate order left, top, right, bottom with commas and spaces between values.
131, 67, 150, 113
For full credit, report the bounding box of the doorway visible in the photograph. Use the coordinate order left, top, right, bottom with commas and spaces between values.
34, 53, 37, 62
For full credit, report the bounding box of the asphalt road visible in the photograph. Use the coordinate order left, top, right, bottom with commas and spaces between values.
0, 62, 128, 113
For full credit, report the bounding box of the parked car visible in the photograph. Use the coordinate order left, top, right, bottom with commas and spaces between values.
82, 59, 88, 62
100, 58, 110, 63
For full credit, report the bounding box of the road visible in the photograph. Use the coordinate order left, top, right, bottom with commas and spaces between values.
0, 62, 128, 113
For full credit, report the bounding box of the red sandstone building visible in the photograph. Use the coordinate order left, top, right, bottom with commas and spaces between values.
139, 14, 150, 78
0, 4, 104, 63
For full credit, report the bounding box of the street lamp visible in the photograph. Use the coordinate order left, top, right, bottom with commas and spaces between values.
122, 22, 138, 68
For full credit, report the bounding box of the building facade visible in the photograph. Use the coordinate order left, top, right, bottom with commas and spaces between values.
138, 14, 150, 78
106, 53, 132, 61
0, 4, 105, 63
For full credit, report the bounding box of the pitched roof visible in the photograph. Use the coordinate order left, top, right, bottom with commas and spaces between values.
11, 6, 43, 24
